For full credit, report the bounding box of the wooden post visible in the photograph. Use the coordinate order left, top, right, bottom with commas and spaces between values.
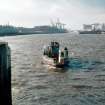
0, 41, 12, 105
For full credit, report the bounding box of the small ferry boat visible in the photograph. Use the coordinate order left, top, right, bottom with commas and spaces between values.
42, 41, 69, 68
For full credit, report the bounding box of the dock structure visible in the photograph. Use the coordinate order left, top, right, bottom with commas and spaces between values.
83, 24, 92, 31
0, 41, 12, 105
51, 19, 66, 30
83, 23, 102, 31
55, 20, 66, 30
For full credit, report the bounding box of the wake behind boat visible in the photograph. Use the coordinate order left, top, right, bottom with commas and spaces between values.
42, 41, 69, 68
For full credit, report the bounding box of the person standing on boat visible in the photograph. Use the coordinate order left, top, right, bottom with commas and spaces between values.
64, 47, 68, 59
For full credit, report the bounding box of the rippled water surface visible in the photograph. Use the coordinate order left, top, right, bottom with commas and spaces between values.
0, 33, 105, 105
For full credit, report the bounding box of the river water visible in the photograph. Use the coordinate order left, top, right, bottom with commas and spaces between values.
0, 33, 105, 105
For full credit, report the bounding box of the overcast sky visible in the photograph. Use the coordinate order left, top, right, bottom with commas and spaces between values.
0, 0, 105, 29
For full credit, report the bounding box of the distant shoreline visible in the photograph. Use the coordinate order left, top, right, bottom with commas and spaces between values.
0, 25, 68, 37
0, 32, 68, 37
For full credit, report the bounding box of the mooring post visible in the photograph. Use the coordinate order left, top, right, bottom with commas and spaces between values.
0, 41, 12, 105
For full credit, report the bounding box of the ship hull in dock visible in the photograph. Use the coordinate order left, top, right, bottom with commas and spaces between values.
79, 31, 102, 34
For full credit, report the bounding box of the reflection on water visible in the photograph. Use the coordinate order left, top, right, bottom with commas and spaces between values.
0, 33, 105, 105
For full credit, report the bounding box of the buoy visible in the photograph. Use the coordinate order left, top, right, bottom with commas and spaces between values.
0, 41, 12, 105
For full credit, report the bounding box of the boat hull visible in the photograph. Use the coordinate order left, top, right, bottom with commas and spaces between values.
79, 30, 102, 34
42, 56, 69, 68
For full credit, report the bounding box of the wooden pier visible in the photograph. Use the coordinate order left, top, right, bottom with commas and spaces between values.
0, 41, 12, 105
